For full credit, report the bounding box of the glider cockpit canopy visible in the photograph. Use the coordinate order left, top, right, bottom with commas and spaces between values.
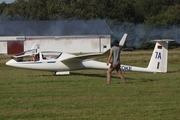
12, 49, 62, 62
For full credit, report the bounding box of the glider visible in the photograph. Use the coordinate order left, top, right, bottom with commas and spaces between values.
6, 34, 173, 75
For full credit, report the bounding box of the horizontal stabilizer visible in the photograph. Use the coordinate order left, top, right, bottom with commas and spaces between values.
151, 39, 174, 43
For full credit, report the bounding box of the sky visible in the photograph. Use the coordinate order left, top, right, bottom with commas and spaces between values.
0, 0, 15, 3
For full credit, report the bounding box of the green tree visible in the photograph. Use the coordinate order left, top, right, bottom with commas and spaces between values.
106, 0, 137, 23
46, 0, 61, 20
0, 0, 180, 24
0, 2, 9, 20
164, 4, 180, 24
0, 2, 7, 14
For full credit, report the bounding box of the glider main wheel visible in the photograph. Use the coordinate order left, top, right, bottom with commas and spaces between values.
54, 72, 57, 76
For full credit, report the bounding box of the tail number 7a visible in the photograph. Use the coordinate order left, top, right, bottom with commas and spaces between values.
155, 52, 161, 59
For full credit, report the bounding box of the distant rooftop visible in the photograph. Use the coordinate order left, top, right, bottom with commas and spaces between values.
0, 20, 111, 36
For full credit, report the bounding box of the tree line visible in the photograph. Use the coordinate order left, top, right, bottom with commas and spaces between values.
0, 0, 180, 25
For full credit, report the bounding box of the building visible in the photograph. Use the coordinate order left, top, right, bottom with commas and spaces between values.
0, 20, 111, 54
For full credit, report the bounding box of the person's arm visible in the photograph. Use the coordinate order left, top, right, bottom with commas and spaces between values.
107, 52, 112, 66
32, 54, 35, 61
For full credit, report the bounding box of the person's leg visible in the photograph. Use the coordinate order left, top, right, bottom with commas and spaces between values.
117, 70, 126, 83
107, 64, 115, 84
115, 65, 126, 84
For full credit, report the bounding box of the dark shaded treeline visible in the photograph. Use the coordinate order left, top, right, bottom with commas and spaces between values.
0, 0, 180, 25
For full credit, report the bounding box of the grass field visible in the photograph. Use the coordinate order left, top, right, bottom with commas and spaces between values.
0, 49, 180, 120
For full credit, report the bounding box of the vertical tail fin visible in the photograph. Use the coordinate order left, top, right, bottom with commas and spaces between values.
147, 39, 174, 73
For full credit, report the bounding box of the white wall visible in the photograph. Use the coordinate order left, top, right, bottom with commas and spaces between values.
24, 36, 110, 53
0, 42, 7, 54
0, 35, 111, 54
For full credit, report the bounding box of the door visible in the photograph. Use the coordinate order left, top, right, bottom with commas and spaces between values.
7, 41, 24, 54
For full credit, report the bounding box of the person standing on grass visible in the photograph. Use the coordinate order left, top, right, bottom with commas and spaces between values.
106, 40, 126, 84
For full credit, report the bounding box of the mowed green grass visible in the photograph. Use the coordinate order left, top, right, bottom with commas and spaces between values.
0, 49, 180, 120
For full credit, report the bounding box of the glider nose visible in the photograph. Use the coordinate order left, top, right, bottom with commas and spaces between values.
6, 59, 16, 66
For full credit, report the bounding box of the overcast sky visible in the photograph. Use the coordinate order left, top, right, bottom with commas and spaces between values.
0, 0, 15, 3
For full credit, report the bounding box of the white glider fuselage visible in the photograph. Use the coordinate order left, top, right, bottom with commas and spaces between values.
5, 39, 168, 74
